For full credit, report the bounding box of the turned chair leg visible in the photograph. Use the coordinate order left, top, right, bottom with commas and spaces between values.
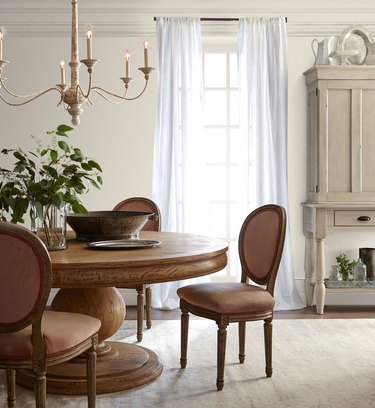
217, 321, 228, 391
136, 286, 145, 342
264, 318, 273, 378
86, 336, 98, 408
238, 321, 246, 364
145, 286, 152, 329
6, 369, 16, 407
34, 369, 47, 408
180, 308, 189, 369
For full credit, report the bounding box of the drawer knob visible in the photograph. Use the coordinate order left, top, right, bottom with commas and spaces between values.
357, 215, 371, 222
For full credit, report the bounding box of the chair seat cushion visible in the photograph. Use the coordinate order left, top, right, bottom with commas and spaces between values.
0, 311, 101, 361
177, 282, 275, 316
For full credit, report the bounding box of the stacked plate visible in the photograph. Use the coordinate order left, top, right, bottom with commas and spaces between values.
335, 25, 374, 65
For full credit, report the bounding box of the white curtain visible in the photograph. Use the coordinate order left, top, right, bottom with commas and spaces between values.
238, 17, 305, 310
152, 17, 207, 309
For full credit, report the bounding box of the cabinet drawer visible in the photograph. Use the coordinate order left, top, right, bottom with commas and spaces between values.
334, 211, 375, 226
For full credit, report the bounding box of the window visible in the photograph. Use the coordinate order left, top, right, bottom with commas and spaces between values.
203, 45, 242, 282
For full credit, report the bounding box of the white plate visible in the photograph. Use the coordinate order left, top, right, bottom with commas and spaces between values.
87, 239, 161, 249
337, 25, 374, 65
329, 50, 359, 65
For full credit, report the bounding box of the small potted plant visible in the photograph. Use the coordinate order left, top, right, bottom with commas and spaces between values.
335, 253, 357, 281
0, 124, 102, 250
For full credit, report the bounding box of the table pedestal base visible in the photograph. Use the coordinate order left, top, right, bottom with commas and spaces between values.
16, 341, 163, 394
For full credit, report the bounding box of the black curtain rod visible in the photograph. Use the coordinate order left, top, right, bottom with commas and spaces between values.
153, 17, 287, 23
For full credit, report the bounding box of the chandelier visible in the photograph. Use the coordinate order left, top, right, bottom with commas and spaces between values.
0, 0, 153, 125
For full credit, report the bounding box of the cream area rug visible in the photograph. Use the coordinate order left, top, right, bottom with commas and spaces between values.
1, 319, 375, 408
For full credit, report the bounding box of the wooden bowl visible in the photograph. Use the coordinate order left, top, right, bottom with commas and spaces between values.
67, 211, 156, 241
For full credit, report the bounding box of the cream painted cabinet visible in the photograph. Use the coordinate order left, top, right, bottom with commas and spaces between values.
303, 65, 375, 314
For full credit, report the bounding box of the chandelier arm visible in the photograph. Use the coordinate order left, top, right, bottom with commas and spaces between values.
122, 80, 149, 101
76, 85, 89, 104
86, 96, 94, 106
58, 97, 68, 109
0, 86, 63, 107
91, 80, 149, 102
57, 94, 65, 107
76, 72, 92, 100
0, 77, 63, 100
91, 87, 129, 104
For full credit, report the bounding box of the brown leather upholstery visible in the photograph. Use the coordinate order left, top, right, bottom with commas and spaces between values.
177, 204, 286, 391
0, 311, 100, 361
0, 232, 44, 326
177, 283, 275, 315
113, 197, 161, 342
0, 222, 101, 408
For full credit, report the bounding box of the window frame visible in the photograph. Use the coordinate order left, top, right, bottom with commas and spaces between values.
202, 42, 241, 282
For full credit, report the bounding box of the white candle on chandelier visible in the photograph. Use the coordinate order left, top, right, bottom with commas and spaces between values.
125, 51, 130, 78
0, 30, 3, 61
60, 60, 66, 84
86, 26, 93, 59
143, 40, 149, 68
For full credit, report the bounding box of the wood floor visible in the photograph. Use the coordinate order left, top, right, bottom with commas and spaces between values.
125, 305, 375, 320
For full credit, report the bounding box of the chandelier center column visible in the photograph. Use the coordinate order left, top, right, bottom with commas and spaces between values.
64, 0, 84, 126
70, 0, 80, 88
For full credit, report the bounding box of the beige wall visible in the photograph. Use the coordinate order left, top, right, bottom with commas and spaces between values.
2, 0, 375, 305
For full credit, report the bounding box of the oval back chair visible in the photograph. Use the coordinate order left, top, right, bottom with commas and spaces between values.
177, 204, 286, 390
0, 221, 101, 408
113, 197, 161, 342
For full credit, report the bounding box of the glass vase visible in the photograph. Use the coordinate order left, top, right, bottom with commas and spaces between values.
329, 265, 342, 282
31, 202, 67, 251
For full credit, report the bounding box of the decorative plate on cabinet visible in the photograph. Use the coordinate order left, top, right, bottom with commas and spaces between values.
337, 25, 374, 65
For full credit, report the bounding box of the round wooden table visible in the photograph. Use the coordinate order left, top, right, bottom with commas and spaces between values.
17, 231, 228, 395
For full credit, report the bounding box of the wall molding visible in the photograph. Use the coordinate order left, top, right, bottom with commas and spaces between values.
1, 1, 375, 37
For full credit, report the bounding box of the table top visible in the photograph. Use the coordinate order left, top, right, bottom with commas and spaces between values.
50, 231, 228, 288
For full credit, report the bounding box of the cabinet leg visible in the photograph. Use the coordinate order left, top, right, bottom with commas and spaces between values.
304, 234, 315, 306
315, 238, 326, 315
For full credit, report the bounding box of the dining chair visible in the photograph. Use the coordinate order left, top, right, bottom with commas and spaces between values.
177, 204, 286, 391
0, 221, 101, 408
113, 197, 161, 342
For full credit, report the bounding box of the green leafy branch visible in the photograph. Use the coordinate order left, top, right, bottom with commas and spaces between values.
0, 124, 103, 223
335, 253, 357, 281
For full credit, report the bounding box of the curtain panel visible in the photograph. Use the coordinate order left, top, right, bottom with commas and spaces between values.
152, 16, 304, 310
238, 17, 304, 310
152, 17, 206, 309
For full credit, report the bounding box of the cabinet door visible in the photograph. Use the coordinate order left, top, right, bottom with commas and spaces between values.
306, 85, 318, 201
325, 85, 352, 199
362, 88, 375, 194
320, 81, 375, 202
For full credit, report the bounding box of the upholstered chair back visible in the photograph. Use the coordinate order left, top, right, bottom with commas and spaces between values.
0, 222, 51, 333
238, 205, 286, 296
